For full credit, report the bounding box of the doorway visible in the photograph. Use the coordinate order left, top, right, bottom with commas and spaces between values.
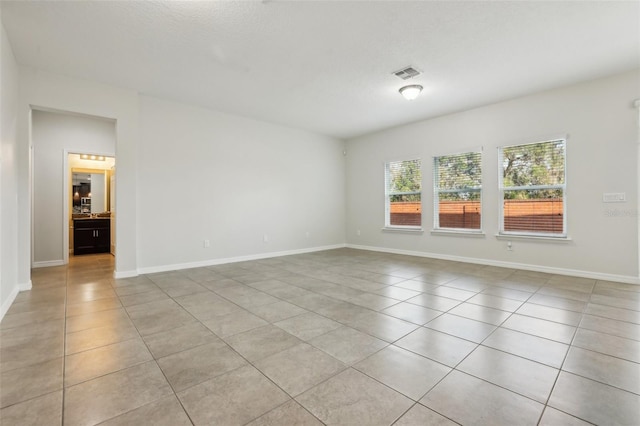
31, 109, 117, 268
67, 153, 116, 259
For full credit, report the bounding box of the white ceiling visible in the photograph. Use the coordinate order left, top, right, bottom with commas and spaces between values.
2, 1, 639, 139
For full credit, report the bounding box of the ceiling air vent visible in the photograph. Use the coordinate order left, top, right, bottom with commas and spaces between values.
393, 66, 421, 80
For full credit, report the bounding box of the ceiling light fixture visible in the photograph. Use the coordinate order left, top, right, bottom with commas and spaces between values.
399, 85, 423, 101
80, 154, 106, 161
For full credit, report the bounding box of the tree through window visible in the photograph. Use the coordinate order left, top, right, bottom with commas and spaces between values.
385, 159, 422, 227
499, 139, 566, 236
434, 151, 482, 230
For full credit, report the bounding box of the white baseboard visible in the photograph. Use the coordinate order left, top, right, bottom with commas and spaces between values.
32, 260, 65, 268
0, 284, 20, 322
19, 280, 33, 291
113, 270, 138, 279
137, 244, 347, 275
346, 244, 640, 285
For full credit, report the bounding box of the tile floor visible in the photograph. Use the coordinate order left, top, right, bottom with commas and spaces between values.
1, 248, 639, 425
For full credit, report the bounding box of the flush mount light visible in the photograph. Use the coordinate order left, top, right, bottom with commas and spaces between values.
399, 84, 423, 101
80, 154, 106, 161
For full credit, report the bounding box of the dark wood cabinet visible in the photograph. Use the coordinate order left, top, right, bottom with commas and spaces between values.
73, 219, 110, 255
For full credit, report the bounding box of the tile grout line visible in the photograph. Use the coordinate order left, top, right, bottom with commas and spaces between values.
198, 259, 440, 423
192, 271, 333, 425
400, 270, 544, 423
61, 260, 70, 426
376, 284, 510, 422
534, 279, 594, 426
112, 277, 198, 426
135, 269, 328, 425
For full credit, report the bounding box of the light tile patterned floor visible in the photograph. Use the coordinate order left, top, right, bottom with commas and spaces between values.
1, 249, 639, 425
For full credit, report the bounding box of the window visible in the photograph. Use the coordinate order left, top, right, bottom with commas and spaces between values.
499, 139, 566, 237
433, 151, 482, 231
385, 159, 422, 228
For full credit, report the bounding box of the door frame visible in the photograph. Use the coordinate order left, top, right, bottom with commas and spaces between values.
63, 151, 116, 264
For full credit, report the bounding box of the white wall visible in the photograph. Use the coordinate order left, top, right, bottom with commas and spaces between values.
137, 96, 346, 271
0, 17, 22, 320
18, 68, 139, 277
31, 110, 115, 265
11, 61, 639, 284
17, 69, 346, 279
346, 70, 640, 281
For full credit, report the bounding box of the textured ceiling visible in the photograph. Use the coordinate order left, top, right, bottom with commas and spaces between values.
2, 1, 639, 139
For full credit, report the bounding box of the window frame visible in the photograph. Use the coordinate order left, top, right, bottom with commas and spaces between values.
498, 137, 567, 238
432, 150, 483, 233
384, 158, 422, 230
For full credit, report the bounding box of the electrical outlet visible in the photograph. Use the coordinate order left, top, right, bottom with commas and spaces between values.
357, 229, 361, 236
203, 239, 210, 248
507, 241, 513, 251
263, 234, 269, 243
305, 231, 310, 238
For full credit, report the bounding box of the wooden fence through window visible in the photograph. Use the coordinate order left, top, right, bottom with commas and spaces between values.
390, 199, 563, 233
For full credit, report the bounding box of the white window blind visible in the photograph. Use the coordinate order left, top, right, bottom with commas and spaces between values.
433, 151, 482, 230
385, 159, 422, 227
498, 139, 566, 236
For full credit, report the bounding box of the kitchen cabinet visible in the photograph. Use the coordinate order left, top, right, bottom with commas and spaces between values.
73, 219, 110, 255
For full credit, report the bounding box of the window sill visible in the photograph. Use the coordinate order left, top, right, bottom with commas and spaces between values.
382, 227, 424, 234
431, 229, 486, 238
495, 233, 572, 243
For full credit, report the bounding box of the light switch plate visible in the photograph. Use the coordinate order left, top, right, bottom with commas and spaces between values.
603, 192, 626, 203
